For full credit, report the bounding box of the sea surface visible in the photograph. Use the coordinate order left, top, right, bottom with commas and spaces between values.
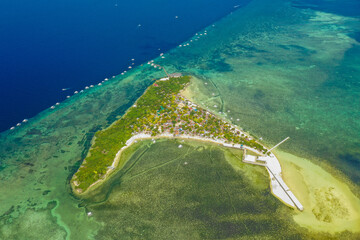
0, 0, 246, 132
1, 0, 360, 239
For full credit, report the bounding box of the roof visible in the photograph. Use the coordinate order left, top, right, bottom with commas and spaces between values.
169, 73, 182, 78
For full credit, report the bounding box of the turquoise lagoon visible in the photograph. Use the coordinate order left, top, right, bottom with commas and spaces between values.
1, 0, 360, 239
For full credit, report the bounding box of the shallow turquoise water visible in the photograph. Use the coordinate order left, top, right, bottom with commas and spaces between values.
1, 0, 359, 238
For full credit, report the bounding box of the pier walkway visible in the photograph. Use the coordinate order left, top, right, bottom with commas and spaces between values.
243, 150, 303, 211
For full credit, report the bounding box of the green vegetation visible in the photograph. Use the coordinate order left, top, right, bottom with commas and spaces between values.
72, 75, 265, 193
72, 76, 191, 192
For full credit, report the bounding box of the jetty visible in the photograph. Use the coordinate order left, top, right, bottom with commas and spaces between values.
243, 138, 303, 211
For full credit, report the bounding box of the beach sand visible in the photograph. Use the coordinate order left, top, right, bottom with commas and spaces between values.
276, 150, 360, 233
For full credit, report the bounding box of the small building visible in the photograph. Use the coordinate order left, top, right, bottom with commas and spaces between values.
169, 73, 182, 78
256, 156, 268, 164
244, 154, 256, 163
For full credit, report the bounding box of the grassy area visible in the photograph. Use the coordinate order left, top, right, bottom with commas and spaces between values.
72, 75, 265, 193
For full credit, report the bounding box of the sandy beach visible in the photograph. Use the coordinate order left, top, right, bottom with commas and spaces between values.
277, 150, 360, 233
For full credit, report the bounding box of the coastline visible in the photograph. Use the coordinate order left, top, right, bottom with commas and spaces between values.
72, 75, 360, 234
75, 131, 303, 211
72, 77, 303, 211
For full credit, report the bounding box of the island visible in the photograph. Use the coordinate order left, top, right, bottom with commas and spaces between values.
71, 75, 303, 211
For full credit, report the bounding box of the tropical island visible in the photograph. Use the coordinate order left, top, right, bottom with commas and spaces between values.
71, 75, 303, 210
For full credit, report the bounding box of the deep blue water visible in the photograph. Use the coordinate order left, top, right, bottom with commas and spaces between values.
0, 0, 249, 132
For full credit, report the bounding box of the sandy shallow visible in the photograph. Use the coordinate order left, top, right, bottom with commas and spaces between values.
276, 150, 360, 233
183, 76, 360, 234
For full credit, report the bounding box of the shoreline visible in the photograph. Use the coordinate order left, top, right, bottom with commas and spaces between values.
75, 131, 303, 211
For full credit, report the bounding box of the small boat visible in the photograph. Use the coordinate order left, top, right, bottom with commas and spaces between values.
10, 127, 15, 130
22, 119, 28, 123
50, 106, 55, 109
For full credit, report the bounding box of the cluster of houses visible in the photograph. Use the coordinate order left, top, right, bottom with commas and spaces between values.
131, 89, 253, 150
